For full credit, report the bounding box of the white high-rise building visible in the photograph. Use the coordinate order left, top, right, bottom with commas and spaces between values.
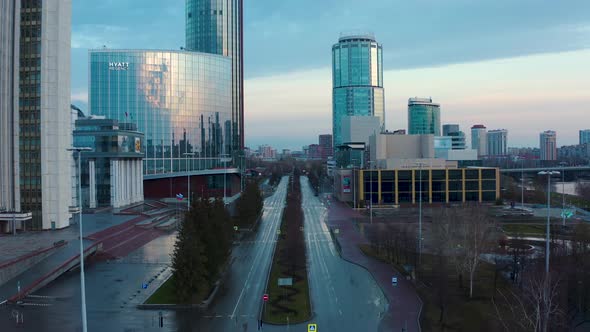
471, 124, 487, 157
0, 0, 20, 214
17, 0, 73, 230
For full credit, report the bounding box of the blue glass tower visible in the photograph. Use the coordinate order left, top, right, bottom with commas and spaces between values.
332, 34, 384, 149
186, 0, 243, 151
89, 50, 232, 176
408, 97, 441, 136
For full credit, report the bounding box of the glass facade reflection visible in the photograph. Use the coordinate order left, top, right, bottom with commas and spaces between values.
89, 50, 233, 176
332, 34, 384, 149
185, 0, 243, 151
408, 97, 441, 136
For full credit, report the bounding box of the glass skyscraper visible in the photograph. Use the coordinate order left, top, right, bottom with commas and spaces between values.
185, 0, 243, 151
408, 97, 441, 136
89, 50, 232, 176
332, 34, 384, 149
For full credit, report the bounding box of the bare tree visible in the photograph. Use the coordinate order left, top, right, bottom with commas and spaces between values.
576, 182, 590, 201
434, 206, 496, 298
493, 271, 563, 332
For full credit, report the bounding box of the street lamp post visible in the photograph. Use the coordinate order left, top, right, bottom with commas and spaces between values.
415, 161, 428, 264
559, 162, 567, 227
220, 154, 232, 205
520, 157, 525, 208
538, 170, 560, 274
351, 159, 359, 210
368, 161, 374, 225
67, 146, 92, 332
183, 153, 195, 210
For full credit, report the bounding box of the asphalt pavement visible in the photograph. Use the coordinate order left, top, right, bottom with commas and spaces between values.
299, 177, 388, 332
174, 176, 290, 331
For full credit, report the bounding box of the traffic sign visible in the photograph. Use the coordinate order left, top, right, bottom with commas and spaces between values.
392, 277, 398, 286
263, 294, 269, 302
278, 278, 293, 286
233, 226, 238, 231
308, 323, 317, 331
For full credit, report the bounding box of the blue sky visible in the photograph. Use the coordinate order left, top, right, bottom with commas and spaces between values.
71, 0, 590, 150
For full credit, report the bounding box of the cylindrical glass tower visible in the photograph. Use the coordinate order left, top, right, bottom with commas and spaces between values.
332, 34, 384, 149
408, 97, 441, 136
185, 0, 243, 151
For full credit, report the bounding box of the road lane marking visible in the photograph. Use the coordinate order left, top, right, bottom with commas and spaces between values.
230, 179, 288, 319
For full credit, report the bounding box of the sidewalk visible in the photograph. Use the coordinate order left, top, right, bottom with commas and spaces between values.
0, 213, 137, 302
326, 198, 423, 332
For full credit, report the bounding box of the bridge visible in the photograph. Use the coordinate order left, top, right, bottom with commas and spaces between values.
500, 165, 590, 174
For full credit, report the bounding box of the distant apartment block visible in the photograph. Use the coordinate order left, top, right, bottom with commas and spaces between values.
540, 130, 557, 161
487, 129, 508, 156
471, 125, 487, 157
319, 134, 333, 159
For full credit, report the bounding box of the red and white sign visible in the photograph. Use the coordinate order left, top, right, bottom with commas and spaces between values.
263, 294, 269, 302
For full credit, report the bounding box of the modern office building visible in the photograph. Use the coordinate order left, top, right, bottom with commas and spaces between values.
334, 167, 500, 205
185, 0, 243, 151
0, 0, 20, 214
319, 134, 333, 160
443, 124, 467, 150
332, 33, 384, 149
89, 49, 233, 176
15, 0, 72, 230
487, 129, 508, 156
580, 130, 590, 145
74, 118, 144, 208
471, 125, 488, 157
408, 97, 441, 136
540, 130, 557, 161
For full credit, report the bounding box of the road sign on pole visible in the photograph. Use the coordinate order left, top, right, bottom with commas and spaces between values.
392, 277, 398, 286
263, 294, 269, 302
278, 278, 293, 286
308, 323, 317, 331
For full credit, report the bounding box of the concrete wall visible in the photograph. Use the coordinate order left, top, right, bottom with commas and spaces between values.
0, 244, 63, 287
341, 116, 381, 145
371, 134, 434, 162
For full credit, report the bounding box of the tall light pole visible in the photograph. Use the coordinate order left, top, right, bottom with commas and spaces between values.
415, 161, 428, 264
220, 154, 232, 205
520, 157, 525, 208
559, 162, 567, 227
67, 146, 92, 332
351, 159, 359, 210
368, 161, 374, 224
538, 170, 559, 274
183, 153, 195, 210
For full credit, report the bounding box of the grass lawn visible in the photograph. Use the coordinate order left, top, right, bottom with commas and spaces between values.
359, 245, 511, 331
262, 229, 311, 324
502, 224, 546, 236
145, 276, 177, 305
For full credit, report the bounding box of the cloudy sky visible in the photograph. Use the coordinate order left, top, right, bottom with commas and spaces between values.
71, 0, 590, 150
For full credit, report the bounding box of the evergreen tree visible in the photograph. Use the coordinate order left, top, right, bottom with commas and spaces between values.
171, 202, 208, 303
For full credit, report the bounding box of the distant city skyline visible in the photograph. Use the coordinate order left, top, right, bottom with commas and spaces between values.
69, 0, 590, 150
